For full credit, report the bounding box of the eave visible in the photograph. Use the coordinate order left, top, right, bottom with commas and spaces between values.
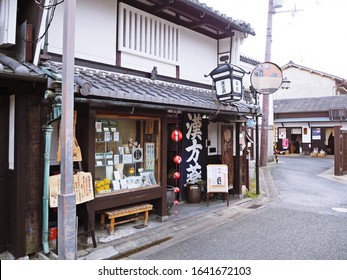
120, 0, 255, 40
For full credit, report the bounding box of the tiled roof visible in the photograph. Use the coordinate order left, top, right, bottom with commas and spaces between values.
0, 52, 46, 81
126, 0, 255, 40
0, 53, 257, 115
282, 61, 346, 81
184, 0, 255, 35
41, 61, 257, 115
240, 55, 261, 66
274, 96, 347, 113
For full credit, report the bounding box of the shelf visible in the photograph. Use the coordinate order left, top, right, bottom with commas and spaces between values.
96, 140, 122, 143
95, 161, 144, 168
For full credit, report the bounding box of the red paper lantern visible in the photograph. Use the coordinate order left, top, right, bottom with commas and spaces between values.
173, 171, 180, 179
173, 155, 182, 164
171, 129, 183, 142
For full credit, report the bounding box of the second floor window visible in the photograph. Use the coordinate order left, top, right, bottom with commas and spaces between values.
118, 3, 179, 65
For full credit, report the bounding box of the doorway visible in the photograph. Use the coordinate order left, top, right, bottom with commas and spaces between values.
290, 128, 302, 154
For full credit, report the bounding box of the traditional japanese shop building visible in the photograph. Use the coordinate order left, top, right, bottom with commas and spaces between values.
0, 0, 258, 258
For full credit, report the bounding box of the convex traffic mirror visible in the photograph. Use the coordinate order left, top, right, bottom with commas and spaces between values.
250, 62, 283, 95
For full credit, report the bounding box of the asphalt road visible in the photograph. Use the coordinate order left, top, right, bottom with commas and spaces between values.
128, 156, 347, 260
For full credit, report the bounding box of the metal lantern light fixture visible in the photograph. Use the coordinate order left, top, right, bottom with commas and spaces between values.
206, 63, 247, 103
281, 77, 291, 89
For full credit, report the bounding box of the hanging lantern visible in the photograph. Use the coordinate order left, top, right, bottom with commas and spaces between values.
171, 129, 183, 142
173, 155, 182, 164
173, 171, 180, 179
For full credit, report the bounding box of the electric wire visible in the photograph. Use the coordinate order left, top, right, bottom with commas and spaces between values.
29, 0, 64, 44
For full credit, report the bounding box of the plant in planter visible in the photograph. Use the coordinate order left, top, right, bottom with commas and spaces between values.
184, 179, 206, 204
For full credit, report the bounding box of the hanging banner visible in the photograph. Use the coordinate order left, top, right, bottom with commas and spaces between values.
49, 171, 94, 207
181, 113, 207, 188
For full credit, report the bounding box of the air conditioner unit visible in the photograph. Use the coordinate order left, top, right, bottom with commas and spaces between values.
0, 0, 18, 47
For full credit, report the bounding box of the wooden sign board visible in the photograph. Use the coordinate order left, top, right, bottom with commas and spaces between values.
207, 164, 228, 193
49, 171, 95, 208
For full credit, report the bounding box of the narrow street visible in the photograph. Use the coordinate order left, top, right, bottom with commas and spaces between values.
126, 156, 347, 260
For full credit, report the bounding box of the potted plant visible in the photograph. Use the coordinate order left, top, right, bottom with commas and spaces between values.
184, 179, 206, 204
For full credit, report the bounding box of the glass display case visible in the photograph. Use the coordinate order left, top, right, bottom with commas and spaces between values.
94, 116, 160, 195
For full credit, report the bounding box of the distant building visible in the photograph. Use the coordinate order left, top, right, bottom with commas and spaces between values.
274, 61, 347, 155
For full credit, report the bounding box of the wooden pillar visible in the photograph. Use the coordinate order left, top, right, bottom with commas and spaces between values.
234, 122, 241, 195
334, 126, 341, 176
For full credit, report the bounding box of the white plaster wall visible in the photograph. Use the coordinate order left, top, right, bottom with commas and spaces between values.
219, 38, 231, 53
274, 67, 336, 99
121, 52, 177, 77
47, 0, 117, 65
239, 60, 256, 90
45, 0, 250, 85
121, 25, 217, 83
179, 27, 217, 84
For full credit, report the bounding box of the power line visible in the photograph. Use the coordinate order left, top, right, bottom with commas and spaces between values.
30, 0, 64, 44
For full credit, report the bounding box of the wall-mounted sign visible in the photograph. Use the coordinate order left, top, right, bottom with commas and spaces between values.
312, 128, 321, 140
278, 128, 286, 139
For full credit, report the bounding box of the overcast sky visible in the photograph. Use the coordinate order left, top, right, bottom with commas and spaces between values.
200, 0, 346, 78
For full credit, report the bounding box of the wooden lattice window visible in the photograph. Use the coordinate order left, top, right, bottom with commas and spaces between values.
118, 2, 179, 65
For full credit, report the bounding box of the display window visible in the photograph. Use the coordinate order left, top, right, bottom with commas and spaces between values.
94, 115, 161, 195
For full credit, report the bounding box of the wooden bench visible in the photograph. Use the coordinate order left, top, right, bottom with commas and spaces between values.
100, 203, 153, 235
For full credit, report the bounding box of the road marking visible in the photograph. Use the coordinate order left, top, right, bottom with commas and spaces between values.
332, 207, 347, 213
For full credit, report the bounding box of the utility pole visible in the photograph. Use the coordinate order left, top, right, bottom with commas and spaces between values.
260, 0, 275, 167
58, 0, 76, 260
260, 0, 302, 166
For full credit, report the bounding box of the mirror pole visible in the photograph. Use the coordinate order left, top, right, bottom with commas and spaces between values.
252, 87, 260, 195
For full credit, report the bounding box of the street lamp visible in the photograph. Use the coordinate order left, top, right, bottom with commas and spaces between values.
205, 63, 247, 103
281, 77, 291, 89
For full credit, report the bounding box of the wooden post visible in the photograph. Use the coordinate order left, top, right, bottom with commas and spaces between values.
334, 126, 341, 176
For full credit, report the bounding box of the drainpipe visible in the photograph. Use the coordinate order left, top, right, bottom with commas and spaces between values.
42, 84, 62, 254
42, 124, 53, 254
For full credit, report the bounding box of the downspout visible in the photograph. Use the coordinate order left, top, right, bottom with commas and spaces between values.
42, 85, 62, 254
42, 124, 53, 254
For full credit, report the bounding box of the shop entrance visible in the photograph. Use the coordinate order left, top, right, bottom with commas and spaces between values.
290, 128, 302, 154
0, 95, 10, 253
290, 134, 302, 154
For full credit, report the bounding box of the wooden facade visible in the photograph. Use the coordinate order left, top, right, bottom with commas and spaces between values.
0, 75, 47, 257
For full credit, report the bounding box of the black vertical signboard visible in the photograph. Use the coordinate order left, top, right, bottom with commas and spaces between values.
180, 112, 207, 197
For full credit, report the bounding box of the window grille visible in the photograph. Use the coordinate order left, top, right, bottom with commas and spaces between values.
329, 108, 347, 120
118, 3, 179, 65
